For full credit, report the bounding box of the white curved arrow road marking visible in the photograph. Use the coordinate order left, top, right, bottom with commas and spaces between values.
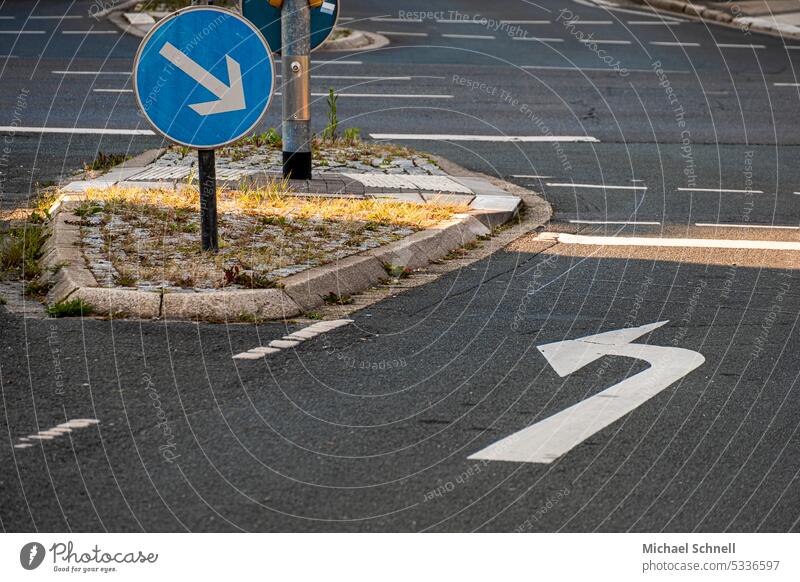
469, 321, 705, 464
159, 42, 246, 116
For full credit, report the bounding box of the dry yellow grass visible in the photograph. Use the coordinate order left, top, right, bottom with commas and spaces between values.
71, 185, 470, 290
82, 184, 468, 229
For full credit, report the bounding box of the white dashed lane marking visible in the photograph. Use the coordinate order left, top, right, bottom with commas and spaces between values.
650, 41, 700, 47
695, 223, 799, 230
546, 182, 647, 191
13, 419, 100, 449
677, 187, 765, 194
370, 134, 599, 142
442, 34, 496, 40
376, 31, 429, 37
233, 320, 354, 361
569, 220, 661, 225
539, 232, 800, 250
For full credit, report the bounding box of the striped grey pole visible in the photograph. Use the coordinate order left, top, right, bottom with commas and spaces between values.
281, 0, 312, 179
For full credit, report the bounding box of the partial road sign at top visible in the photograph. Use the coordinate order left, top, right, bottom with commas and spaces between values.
134, 6, 275, 149
242, 0, 340, 54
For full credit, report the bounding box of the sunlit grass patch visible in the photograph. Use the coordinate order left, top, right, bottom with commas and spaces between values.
73, 185, 468, 291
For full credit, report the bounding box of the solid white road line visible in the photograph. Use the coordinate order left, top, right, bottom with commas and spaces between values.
522, 64, 690, 73
376, 31, 429, 37
93, 89, 132, 93
501, 20, 551, 24
370, 134, 599, 142
307, 92, 452, 99
0, 30, 45, 34
370, 17, 422, 23
580, 39, 631, 45
695, 222, 799, 230
569, 220, 661, 225
628, 20, 680, 25
541, 232, 800, 250
513, 174, 552, 179
513, 37, 564, 42
546, 182, 647, 190
774, 82, 800, 87
62, 30, 118, 34
650, 41, 700, 47
677, 187, 764, 193
233, 319, 353, 360
30, 15, 83, 19
52, 70, 131, 75
0, 126, 154, 135
716, 43, 766, 49
442, 33, 496, 40
570, 20, 613, 25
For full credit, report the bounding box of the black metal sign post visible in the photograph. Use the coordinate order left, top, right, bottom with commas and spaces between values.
198, 148, 218, 252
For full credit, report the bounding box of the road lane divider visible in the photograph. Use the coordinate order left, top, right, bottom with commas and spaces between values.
13, 419, 100, 449
538, 232, 800, 250
370, 134, 599, 142
547, 182, 646, 190
677, 187, 765, 193
233, 319, 353, 361
0, 126, 155, 135
694, 223, 799, 230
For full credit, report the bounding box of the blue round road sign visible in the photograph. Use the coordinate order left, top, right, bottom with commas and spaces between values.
134, 6, 275, 149
242, 0, 339, 55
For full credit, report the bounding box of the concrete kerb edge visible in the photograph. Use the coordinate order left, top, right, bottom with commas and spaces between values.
41, 155, 547, 322
631, 0, 800, 39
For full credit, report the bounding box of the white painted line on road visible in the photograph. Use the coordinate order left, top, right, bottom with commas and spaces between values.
14, 419, 100, 450
0, 30, 46, 34
571, 20, 613, 25
376, 31, 429, 37
470, 321, 704, 463
442, 33, 496, 40
650, 41, 700, 47
540, 231, 800, 250
628, 20, 680, 25
501, 20, 551, 24
93, 88, 132, 93
30, 15, 83, 19
569, 220, 661, 225
62, 30, 118, 34
370, 134, 600, 142
308, 75, 413, 80
522, 64, 690, 73
306, 92, 452, 99
513, 37, 564, 42
546, 182, 647, 190
233, 319, 353, 360
513, 174, 552, 179
0, 126, 154, 135
370, 17, 422, 23
716, 43, 766, 49
774, 82, 800, 87
695, 222, 799, 230
309, 60, 362, 65
581, 39, 631, 45
677, 187, 764, 193
52, 70, 131, 75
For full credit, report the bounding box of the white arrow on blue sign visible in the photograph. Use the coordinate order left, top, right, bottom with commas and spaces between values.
242, 0, 339, 55
134, 6, 275, 149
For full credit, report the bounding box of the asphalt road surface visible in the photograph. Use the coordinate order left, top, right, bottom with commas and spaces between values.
0, 0, 798, 532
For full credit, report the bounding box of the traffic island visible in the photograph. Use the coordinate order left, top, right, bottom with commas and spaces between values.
38, 143, 534, 322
